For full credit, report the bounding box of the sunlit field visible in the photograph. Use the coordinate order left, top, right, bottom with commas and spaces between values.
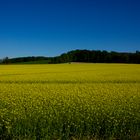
0, 64, 140, 139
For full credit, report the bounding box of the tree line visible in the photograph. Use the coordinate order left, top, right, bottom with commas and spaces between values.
1, 49, 140, 64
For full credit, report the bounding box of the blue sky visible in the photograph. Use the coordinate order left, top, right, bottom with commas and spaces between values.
0, 0, 140, 58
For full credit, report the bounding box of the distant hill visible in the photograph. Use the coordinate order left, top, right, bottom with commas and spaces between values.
1, 49, 140, 64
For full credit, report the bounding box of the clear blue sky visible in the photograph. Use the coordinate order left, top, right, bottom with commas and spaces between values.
0, 0, 140, 58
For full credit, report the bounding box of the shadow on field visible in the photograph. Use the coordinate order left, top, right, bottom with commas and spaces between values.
0, 80, 140, 84
0, 118, 12, 140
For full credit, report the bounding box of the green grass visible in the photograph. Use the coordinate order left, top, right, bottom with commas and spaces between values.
0, 64, 140, 139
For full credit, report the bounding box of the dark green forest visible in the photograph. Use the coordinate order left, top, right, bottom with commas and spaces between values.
1, 49, 140, 64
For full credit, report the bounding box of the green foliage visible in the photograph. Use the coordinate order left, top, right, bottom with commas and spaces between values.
1, 50, 140, 64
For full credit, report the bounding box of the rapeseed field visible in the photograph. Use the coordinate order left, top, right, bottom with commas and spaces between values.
0, 64, 140, 139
